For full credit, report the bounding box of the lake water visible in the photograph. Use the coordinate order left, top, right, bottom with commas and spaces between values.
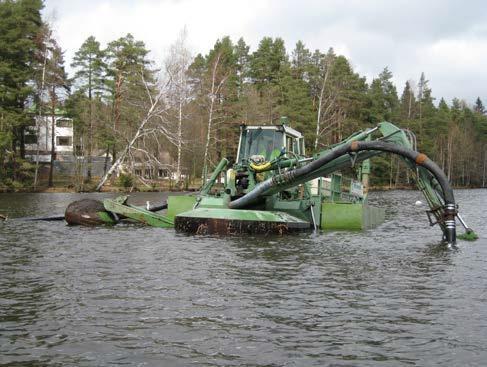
0, 190, 486, 366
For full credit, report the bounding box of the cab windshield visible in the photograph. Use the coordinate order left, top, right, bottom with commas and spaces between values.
238, 129, 284, 162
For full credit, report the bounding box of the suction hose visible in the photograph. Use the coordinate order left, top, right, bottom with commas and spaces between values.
229, 140, 457, 243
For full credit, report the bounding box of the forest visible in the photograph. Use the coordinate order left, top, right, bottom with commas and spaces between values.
1, 0, 486, 191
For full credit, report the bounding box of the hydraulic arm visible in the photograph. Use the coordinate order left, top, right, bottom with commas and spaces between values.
228, 122, 467, 244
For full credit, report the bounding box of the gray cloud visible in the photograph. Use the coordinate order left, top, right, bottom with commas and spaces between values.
43, 0, 487, 104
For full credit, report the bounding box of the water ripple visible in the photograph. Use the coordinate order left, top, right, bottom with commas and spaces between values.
0, 190, 486, 366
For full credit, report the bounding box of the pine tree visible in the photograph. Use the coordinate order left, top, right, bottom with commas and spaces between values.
474, 97, 485, 114
233, 37, 250, 97
45, 38, 69, 187
412, 73, 434, 149
71, 36, 106, 180
250, 37, 288, 87
104, 34, 153, 161
231, 37, 252, 128
417, 72, 433, 122
189, 36, 239, 178
291, 40, 311, 79
368, 67, 399, 124
249, 37, 289, 123
399, 81, 416, 120
276, 41, 314, 141
0, 0, 43, 181
310, 50, 368, 147
279, 65, 314, 142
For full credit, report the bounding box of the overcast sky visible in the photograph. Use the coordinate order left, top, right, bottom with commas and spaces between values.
43, 0, 487, 105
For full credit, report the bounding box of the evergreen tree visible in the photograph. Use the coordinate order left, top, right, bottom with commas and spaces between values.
368, 67, 399, 123
231, 37, 252, 126
367, 68, 400, 185
0, 0, 43, 180
44, 38, 69, 186
189, 36, 239, 175
474, 97, 485, 114
310, 49, 368, 147
428, 98, 450, 163
104, 34, 153, 160
249, 37, 289, 123
250, 37, 288, 87
234, 37, 250, 96
2, 23, 487, 189
291, 40, 311, 79
275, 41, 313, 142
308, 48, 327, 102
71, 36, 106, 180
399, 81, 416, 120
279, 66, 314, 142
417, 72, 436, 121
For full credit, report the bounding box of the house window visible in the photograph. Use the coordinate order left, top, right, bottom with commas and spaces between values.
144, 169, 152, 178
25, 134, 38, 144
56, 136, 72, 146
135, 169, 142, 176
56, 119, 73, 128
158, 169, 168, 178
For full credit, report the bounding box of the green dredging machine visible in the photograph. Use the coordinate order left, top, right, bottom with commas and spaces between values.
65, 119, 476, 245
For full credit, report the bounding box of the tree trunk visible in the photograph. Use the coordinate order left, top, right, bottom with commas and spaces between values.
19, 126, 25, 159
394, 157, 400, 187
447, 132, 453, 183
110, 72, 123, 167
176, 99, 182, 183
48, 91, 56, 187
96, 86, 162, 191
389, 154, 393, 189
408, 91, 412, 119
202, 53, 225, 182
33, 116, 42, 189
34, 29, 48, 190
482, 148, 486, 187
314, 59, 331, 150
103, 144, 110, 175
87, 69, 93, 181
202, 94, 215, 182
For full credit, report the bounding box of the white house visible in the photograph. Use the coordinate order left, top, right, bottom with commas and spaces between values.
25, 116, 74, 162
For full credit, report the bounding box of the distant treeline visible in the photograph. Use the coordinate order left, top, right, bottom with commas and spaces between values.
1, 0, 486, 190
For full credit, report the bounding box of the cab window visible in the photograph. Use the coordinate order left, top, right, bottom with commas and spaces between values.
286, 136, 293, 153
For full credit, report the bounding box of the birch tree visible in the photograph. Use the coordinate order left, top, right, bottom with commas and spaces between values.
202, 51, 229, 180
164, 29, 192, 183
313, 51, 333, 150
190, 37, 236, 180
32, 23, 51, 189
95, 71, 172, 191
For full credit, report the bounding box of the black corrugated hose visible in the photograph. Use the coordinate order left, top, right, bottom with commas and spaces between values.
229, 140, 457, 243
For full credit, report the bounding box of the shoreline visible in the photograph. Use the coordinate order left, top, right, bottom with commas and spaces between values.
0, 184, 483, 194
